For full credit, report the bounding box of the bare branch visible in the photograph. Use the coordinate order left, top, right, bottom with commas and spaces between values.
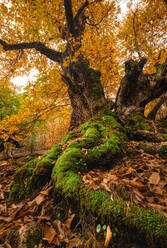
132, 8, 142, 59
0, 39, 63, 63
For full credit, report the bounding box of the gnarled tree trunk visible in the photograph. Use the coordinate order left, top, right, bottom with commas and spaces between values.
115, 58, 167, 116
63, 58, 107, 130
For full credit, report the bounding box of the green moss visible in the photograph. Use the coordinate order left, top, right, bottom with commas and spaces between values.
162, 134, 167, 141
61, 131, 78, 145
79, 119, 103, 136
45, 144, 62, 160
103, 115, 123, 130
28, 157, 53, 190
8, 183, 26, 203
9, 114, 126, 202
13, 158, 39, 184
128, 115, 152, 131
80, 188, 167, 247
125, 115, 153, 140
54, 148, 87, 174
52, 148, 86, 197
86, 132, 124, 168
159, 145, 167, 159
56, 171, 83, 197
26, 228, 42, 248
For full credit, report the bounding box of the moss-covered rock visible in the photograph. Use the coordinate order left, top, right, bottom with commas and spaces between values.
80, 188, 167, 247
45, 144, 62, 160
8, 158, 39, 203
86, 134, 124, 168
124, 114, 153, 141
61, 131, 78, 145
52, 148, 86, 197
125, 115, 152, 132
8, 145, 62, 203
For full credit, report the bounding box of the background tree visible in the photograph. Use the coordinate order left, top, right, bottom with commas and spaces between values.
115, 0, 167, 116
0, 79, 20, 121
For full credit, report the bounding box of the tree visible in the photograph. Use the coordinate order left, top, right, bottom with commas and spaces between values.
0, 79, 20, 121
116, 0, 167, 116
115, 58, 167, 114
0, 0, 119, 130
0, 0, 166, 131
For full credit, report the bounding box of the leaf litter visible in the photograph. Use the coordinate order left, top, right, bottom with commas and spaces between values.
82, 141, 167, 218
1, 141, 167, 247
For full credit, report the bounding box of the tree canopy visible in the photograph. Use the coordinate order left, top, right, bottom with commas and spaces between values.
0, 0, 166, 142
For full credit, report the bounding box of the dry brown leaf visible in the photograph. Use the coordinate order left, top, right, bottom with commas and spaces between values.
104, 225, 112, 247
149, 172, 160, 185
100, 182, 111, 192
53, 219, 65, 238
122, 179, 146, 188
34, 194, 45, 205
133, 189, 145, 200
36, 216, 51, 221
64, 214, 75, 231
40, 186, 53, 196
51, 236, 61, 246
0, 216, 13, 223
43, 224, 56, 243
152, 186, 163, 195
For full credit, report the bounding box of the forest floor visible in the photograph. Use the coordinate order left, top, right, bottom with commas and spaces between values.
0, 144, 167, 248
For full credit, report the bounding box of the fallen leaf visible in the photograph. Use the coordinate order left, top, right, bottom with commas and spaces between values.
149, 172, 160, 185
40, 186, 53, 196
104, 225, 112, 247
53, 219, 65, 238
43, 224, 56, 243
34, 194, 45, 205
0, 216, 13, 223
64, 214, 75, 231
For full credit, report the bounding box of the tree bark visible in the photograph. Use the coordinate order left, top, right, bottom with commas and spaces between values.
62, 58, 107, 130
115, 58, 167, 114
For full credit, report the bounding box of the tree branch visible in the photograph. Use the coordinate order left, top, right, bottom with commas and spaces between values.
148, 94, 167, 120
0, 39, 63, 63
64, 0, 75, 35
132, 8, 142, 59
74, 0, 89, 26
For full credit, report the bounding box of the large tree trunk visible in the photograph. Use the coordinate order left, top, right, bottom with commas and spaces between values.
115, 58, 167, 115
62, 58, 107, 130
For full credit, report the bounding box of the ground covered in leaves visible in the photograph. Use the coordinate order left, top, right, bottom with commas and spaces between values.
1, 140, 167, 247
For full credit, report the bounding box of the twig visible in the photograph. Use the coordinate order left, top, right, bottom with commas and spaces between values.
132, 7, 142, 58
